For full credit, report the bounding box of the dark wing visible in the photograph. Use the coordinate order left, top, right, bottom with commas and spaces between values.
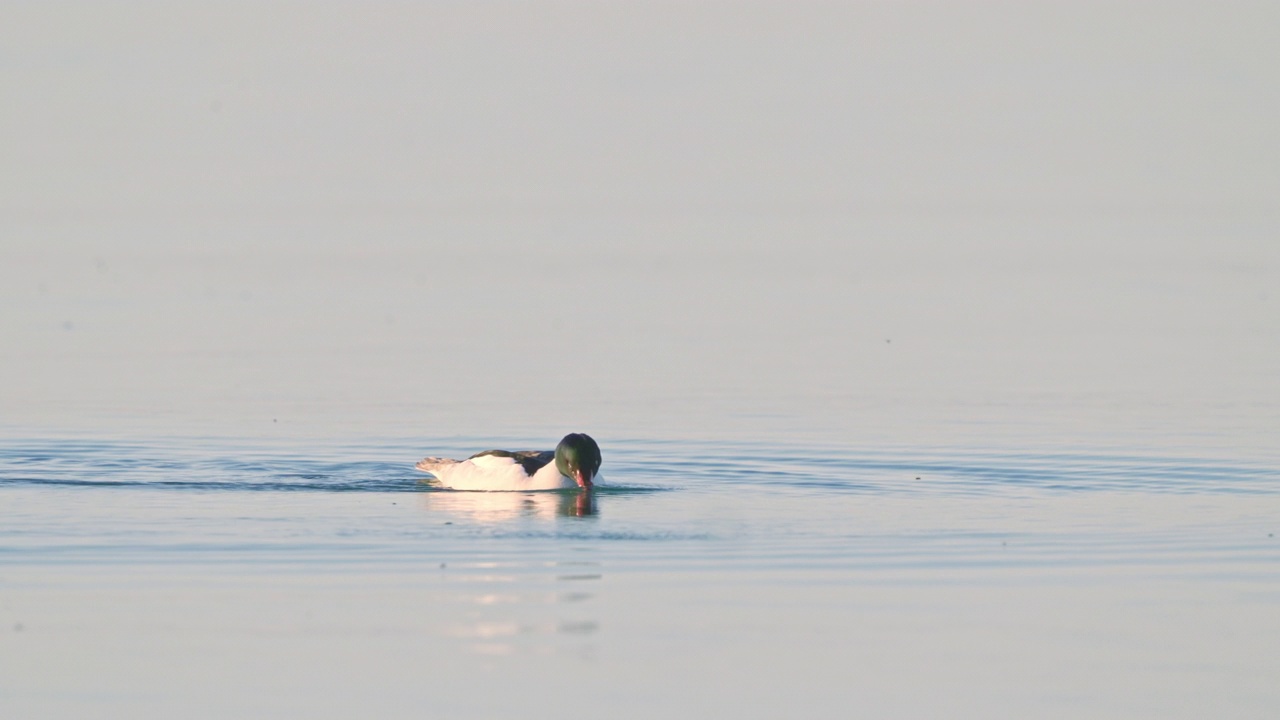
468, 449, 556, 476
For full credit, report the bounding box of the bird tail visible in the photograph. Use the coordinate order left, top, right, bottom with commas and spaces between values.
415, 457, 457, 474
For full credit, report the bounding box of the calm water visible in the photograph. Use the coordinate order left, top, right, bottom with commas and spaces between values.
4, 3, 1280, 718
2, 435, 1278, 718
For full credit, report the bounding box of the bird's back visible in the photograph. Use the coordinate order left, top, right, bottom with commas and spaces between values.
417, 451, 572, 491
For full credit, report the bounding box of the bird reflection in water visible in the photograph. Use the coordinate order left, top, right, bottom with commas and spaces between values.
417, 488, 601, 658
420, 488, 597, 522
558, 489, 597, 517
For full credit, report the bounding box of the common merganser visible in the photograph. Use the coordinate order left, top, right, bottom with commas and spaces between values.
415, 433, 602, 491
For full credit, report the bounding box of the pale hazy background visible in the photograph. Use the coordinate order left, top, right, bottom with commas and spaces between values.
3, 1, 1277, 451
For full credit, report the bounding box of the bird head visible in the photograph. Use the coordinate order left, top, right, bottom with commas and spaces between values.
555, 433, 601, 489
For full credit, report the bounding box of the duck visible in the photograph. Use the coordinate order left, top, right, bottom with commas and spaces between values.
415, 433, 602, 491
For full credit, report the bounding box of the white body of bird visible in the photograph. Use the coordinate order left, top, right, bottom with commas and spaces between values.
417, 454, 596, 491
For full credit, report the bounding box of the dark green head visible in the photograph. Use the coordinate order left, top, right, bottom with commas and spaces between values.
555, 433, 602, 489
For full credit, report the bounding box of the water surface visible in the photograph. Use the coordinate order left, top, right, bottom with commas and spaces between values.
2, 436, 1277, 718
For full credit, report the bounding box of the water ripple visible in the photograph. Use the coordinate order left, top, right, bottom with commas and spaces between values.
0, 437, 1276, 496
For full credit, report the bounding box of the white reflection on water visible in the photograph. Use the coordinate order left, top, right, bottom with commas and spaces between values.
439, 554, 604, 658
420, 488, 598, 522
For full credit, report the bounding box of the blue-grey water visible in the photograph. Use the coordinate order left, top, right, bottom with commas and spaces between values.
3, 435, 1279, 718
4, 2, 1280, 718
